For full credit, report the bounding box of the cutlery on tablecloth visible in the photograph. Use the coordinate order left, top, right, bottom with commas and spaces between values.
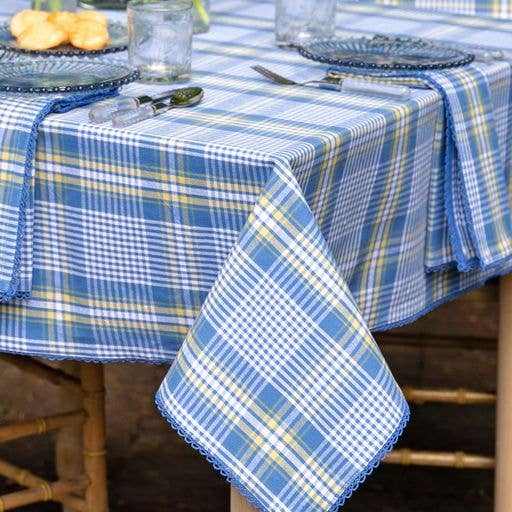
326, 69, 429, 89
251, 64, 411, 99
111, 87, 204, 128
89, 89, 182, 123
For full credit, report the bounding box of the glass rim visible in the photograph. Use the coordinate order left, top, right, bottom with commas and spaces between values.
127, 0, 192, 12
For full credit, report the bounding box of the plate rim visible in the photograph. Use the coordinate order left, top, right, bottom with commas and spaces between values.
0, 21, 127, 57
0, 58, 139, 93
296, 36, 475, 71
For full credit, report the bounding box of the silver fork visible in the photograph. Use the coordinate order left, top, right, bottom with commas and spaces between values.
252, 64, 340, 89
251, 65, 411, 99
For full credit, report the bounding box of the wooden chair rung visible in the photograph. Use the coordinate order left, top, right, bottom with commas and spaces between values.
0, 457, 86, 511
402, 386, 496, 405
0, 477, 88, 511
0, 355, 81, 393
0, 362, 108, 512
0, 410, 86, 443
385, 449, 494, 469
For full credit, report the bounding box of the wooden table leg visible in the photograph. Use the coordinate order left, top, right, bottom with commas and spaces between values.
81, 363, 109, 512
231, 487, 257, 512
495, 274, 512, 512
56, 362, 84, 512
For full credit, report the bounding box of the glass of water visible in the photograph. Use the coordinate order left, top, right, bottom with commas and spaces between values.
127, 0, 193, 84
275, 0, 337, 47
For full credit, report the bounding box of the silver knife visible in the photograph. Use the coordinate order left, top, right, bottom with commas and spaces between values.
89, 89, 182, 123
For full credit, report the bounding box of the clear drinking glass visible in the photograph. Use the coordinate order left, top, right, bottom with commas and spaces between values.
127, 0, 193, 84
32, 0, 77, 10
275, 0, 337, 47
193, 0, 210, 34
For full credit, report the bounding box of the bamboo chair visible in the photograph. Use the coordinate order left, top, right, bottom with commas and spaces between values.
377, 284, 498, 472
0, 356, 108, 512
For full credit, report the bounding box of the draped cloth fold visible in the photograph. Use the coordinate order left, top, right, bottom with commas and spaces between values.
422, 64, 512, 271
329, 61, 512, 272
0, 89, 118, 302
156, 157, 409, 512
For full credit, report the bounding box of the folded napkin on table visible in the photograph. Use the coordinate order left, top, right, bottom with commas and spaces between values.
0, 89, 118, 302
329, 61, 512, 272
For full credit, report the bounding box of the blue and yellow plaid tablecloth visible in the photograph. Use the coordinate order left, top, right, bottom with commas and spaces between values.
1, 1, 511, 511
365, 0, 512, 19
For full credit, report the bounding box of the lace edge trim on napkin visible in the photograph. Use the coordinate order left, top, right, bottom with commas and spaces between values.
0, 101, 55, 303
0, 88, 119, 303
155, 392, 410, 512
410, 70, 512, 272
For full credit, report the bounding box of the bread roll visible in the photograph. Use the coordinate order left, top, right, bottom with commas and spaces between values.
47, 11, 78, 44
75, 10, 108, 27
17, 20, 68, 50
10, 9, 49, 38
69, 19, 109, 50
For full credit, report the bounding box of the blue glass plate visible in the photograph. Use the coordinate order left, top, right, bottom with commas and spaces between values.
297, 37, 474, 71
0, 21, 127, 56
0, 59, 139, 93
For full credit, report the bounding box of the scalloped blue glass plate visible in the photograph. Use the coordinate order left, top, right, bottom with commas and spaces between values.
0, 59, 139, 93
0, 21, 127, 56
297, 37, 474, 71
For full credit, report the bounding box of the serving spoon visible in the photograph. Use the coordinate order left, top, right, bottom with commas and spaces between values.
112, 87, 204, 128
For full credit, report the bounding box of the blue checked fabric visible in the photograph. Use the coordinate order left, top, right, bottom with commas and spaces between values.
425, 64, 512, 271
0, 89, 117, 302
0, 1, 511, 511
364, 0, 512, 18
156, 158, 409, 512
329, 61, 512, 271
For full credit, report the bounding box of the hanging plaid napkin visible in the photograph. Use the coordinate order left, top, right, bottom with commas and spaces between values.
156, 158, 409, 512
421, 63, 512, 271
0, 89, 118, 302
329, 60, 512, 272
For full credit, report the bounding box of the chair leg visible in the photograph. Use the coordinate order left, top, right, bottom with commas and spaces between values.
56, 362, 84, 512
230, 487, 257, 512
80, 363, 109, 512
495, 274, 512, 512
